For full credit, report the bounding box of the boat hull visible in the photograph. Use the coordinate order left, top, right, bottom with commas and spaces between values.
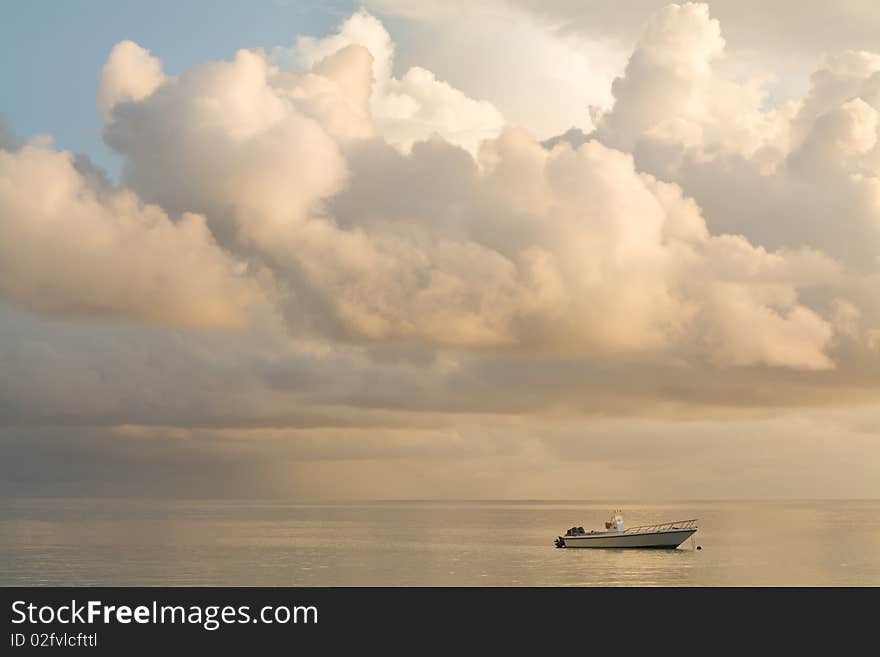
561, 528, 696, 549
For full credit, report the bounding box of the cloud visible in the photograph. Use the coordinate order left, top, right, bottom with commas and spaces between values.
282, 9, 506, 154
4, 3, 880, 500
4, 407, 880, 499
364, 1, 627, 140
89, 14, 839, 370
102, 45, 350, 253
97, 40, 165, 122
493, 0, 880, 107
592, 2, 791, 158
0, 143, 256, 329
544, 4, 880, 279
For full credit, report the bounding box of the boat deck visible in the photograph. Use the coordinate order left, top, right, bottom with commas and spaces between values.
619, 519, 698, 535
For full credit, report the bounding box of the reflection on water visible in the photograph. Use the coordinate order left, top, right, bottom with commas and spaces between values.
2, 499, 879, 585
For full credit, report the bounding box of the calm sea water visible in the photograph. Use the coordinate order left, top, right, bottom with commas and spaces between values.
2, 499, 879, 586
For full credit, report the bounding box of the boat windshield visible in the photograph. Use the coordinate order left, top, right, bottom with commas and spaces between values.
608, 512, 625, 531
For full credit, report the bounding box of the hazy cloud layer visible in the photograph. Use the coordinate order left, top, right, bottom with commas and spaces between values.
4, 408, 880, 499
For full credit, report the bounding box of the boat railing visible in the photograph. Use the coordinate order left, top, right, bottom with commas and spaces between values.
622, 519, 698, 534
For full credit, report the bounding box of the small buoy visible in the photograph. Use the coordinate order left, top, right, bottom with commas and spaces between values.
696, 545, 702, 550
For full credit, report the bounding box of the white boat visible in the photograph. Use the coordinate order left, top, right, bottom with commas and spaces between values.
554, 511, 698, 549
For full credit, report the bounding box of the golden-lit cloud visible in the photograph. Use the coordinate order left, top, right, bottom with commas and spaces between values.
284, 10, 506, 154
0, 145, 256, 329
3, 3, 880, 498
85, 9, 841, 369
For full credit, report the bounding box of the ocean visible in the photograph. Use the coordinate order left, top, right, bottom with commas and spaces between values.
2, 499, 879, 586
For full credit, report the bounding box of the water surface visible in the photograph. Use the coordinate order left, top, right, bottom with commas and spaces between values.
2, 499, 878, 585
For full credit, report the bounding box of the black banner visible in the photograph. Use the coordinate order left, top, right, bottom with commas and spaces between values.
2, 587, 877, 652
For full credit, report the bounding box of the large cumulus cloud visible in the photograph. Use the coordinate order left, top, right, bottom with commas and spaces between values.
573, 2, 880, 268
553, 2, 880, 359
4, 3, 880, 501
80, 9, 837, 370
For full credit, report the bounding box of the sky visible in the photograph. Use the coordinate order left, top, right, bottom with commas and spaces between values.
2, 1, 880, 500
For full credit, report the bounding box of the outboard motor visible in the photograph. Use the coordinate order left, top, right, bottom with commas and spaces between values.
554, 536, 566, 548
